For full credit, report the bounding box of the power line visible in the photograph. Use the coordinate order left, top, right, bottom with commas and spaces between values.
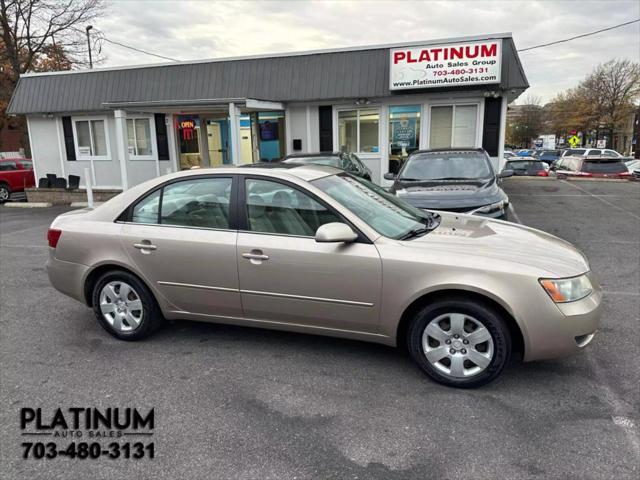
99, 36, 181, 62
518, 18, 640, 52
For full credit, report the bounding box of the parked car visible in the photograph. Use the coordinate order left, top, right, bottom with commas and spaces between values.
503, 151, 517, 159
384, 148, 512, 220
282, 152, 372, 181
533, 149, 562, 165
560, 148, 625, 159
46, 164, 601, 388
504, 158, 549, 177
516, 149, 536, 157
552, 155, 632, 179
0, 157, 35, 202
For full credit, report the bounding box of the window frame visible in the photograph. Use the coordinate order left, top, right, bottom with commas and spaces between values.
71, 115, 111, 161
335, 106, 381, 155
126, 115, 157, 161
237, 174, 371, 243
119, 174, 238, 232
426, 101, 482, 149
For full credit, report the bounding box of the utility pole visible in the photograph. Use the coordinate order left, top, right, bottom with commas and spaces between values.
85, 25, 93, 69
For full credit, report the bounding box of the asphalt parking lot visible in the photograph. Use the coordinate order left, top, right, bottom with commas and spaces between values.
1, 178, 638, 480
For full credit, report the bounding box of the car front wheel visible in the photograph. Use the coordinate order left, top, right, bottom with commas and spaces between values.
407, 297, 511, 388
91, 270, 162, 341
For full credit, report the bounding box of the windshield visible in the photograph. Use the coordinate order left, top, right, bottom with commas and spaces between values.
284, 156, 341, 168
399, 152, 493, 181
312, 174, 439, 239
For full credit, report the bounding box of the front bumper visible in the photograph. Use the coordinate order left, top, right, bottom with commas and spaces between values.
46, 250, 89, 304
522, 277, 602, 361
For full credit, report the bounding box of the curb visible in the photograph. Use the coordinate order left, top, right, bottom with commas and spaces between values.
70, 202, 104, 208
3, 202, 52, 208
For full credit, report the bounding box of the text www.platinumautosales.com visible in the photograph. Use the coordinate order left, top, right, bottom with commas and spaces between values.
393, 74, 498, 88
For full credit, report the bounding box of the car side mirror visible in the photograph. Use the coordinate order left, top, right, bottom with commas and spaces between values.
383, 172, 396, 180
315, 222, 358, 243
499, 169, 514, 178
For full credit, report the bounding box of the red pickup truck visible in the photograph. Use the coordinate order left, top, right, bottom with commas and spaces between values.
0, 158, 35, 202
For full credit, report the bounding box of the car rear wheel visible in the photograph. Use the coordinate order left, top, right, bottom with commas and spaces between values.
0, 183, 10, 203
91, 270, 162, 341
407, 298, 511, 388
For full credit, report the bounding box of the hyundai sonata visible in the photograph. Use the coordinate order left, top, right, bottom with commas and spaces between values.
46, 164, 601, 388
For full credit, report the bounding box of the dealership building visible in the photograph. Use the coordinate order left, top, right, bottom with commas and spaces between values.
8, 32, 528, 190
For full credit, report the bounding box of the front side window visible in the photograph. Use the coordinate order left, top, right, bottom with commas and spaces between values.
131, 177, 232, 229
388, 105, 420, 174
602, 150, 619, 158
127, 118, 153, 158
74, 119, 108, 158
400, 151, 493, 181
313, 174, 437, 240
338, 108, 379, 154
245, 179, 341, 236
429, 105, 478, 149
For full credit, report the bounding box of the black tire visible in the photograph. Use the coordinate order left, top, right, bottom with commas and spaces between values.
0, 183, 10, 203
407, 297, 511, 388
91, 270, 163, 341
500, 209, 509, 221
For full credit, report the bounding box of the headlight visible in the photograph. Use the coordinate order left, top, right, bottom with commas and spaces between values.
470, 200, 506, 214
539, 274, 593, 303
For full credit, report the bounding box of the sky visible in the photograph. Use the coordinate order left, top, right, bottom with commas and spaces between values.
96, 0, 640, 103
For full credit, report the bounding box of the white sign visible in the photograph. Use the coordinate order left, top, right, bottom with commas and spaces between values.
596, 139, 606, 148
390, 40, 502, 90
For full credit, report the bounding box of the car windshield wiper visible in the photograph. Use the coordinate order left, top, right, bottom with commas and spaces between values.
399, 227, 432, 240
397, 177, 423, 181
428, 176, 473, 180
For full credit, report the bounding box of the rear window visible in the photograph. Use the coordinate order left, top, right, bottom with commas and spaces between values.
565, 149, 586, 156
582, 161, 627, 174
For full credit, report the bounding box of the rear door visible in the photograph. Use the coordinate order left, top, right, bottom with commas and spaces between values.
235, 175, 382, 333
120, 175, 242, 317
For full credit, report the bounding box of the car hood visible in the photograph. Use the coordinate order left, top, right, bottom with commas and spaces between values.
393, 178, 505, 209
402, 212, 589, 277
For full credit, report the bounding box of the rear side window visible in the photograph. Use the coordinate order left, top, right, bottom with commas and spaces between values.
602, 150, 619, 158
161, 178, 231, 229
507, 161, 529, 169
582, 161, 627, 174
131, 177, 233, 229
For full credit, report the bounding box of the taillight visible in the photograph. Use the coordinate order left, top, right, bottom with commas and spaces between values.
537, 170, 549, 177
619, 172, 632, 178
47, 229, 62, 248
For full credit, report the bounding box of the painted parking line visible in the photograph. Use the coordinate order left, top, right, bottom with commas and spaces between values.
561, 180, 640, 221
507, 203, 522, 224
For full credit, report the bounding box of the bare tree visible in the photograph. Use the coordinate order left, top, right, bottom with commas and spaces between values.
0, 0, 104, 82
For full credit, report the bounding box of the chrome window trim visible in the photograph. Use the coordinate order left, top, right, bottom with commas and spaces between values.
118, 221, 236, 234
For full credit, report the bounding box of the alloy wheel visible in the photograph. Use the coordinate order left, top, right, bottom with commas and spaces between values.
422, 313, 494, 378
0, 186, 9, 201
99, 281, 143, 332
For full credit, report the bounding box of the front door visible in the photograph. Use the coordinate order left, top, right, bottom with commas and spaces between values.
236, 177, 382, 333
207, 121, 223, 166
120, 175, 241, 317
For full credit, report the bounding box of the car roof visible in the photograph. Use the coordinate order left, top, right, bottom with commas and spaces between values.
284, 152, 342, 158
407, 148, 486, 157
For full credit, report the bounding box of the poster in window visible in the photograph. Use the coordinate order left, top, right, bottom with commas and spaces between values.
260, 120, 278, 141
391, 114, 417, 149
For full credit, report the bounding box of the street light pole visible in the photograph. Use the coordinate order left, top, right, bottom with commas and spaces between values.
85, 25, 93, 69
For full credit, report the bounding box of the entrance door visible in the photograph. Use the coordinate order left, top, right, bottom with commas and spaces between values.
236, 177, 382, 333
207, 121, 223, 167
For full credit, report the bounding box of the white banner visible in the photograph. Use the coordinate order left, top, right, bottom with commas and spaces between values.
390, 39, 502, 90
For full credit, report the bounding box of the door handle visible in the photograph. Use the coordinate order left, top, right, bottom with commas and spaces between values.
242, 252, 269, 261
134, 243, 157, 251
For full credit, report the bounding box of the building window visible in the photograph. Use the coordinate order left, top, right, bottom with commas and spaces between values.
127, 117, 153, 158
429, 105, 478, 149
338, 108, 379, 154
388, 105, 421, 174
73, 118, 109, 159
